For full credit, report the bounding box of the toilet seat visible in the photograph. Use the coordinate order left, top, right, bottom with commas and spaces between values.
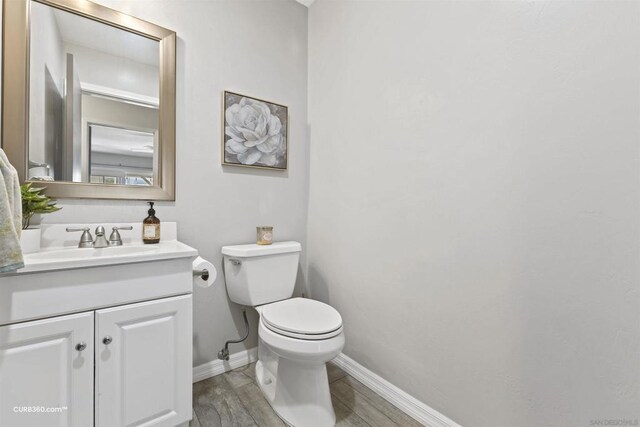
262, 318, 343, 340
261, 298, 343, 340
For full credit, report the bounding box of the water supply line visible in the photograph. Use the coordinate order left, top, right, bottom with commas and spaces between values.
217, 307, 250, 361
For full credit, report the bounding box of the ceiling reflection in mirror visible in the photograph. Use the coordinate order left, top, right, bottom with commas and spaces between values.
28, 1, 160, 186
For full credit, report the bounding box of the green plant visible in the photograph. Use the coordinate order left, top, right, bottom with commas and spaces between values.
21, 183, 61, 229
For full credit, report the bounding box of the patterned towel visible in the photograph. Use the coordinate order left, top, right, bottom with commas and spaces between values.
0, 149, 23, 272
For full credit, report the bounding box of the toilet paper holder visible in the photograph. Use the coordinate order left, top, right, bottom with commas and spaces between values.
193, 269, 210, 281
192, 256, 217, 288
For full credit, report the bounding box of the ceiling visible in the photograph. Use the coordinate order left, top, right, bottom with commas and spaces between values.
50, 5, 159, 66
90, 125, 155, 158
296, 0, 316, 7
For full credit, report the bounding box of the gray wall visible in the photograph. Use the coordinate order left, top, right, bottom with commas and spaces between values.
307, 1, 640, 426
0, 0, 309, 366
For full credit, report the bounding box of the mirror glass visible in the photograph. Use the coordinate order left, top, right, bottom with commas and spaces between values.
28, 1, 160, 186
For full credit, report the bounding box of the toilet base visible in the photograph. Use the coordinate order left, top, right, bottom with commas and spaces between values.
256, 358, 336, 427
253, 307, 344, 427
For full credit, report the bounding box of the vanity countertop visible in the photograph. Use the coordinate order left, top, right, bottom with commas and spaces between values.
5, 222, 198, 274
15, 240, 198, 274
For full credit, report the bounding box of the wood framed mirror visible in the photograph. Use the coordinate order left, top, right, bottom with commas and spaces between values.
2, 0, 176, 200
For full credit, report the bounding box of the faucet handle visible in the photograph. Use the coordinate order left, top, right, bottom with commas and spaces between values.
66, 227, 89, 232
108, 226, 133, 246
66, 227, 94, 248
113, 226, 133, 231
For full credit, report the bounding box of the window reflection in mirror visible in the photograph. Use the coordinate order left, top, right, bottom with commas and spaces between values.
89, 124, 155, 186
28, 0, 160, 186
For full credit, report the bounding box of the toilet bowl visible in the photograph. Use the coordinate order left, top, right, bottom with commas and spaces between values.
221, 242, 344, 427
255, 298, 344, 426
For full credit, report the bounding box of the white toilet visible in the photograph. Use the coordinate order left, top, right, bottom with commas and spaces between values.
222, 241, 345, 427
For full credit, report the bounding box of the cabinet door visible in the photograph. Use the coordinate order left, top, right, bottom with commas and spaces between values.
0, 312, 94, 427
95, 295, 192, 427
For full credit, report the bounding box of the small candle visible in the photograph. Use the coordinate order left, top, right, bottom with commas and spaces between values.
256, 226, 273, 245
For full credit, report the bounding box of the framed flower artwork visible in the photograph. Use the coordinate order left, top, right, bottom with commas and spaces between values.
222, 91, 288, 170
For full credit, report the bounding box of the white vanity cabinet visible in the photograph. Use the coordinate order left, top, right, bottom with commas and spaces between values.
0, 312, 95, 427
95, 295, 192, 427
0, 295, 192, 427
0, 224, 197, 427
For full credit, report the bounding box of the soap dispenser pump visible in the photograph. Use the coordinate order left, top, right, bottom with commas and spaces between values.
143, 202, 160, 244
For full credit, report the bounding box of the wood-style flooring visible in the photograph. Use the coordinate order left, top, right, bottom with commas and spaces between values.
191, 362, 423, 427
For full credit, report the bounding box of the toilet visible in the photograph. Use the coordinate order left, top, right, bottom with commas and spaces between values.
222, 241, 345, 427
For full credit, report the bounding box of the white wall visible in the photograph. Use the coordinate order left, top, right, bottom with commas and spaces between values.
64, 42, 159, 98
308, 1, 640, 426
1, 0, 309, 366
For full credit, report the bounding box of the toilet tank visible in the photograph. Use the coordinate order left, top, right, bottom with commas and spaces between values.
222, 241, 301, 306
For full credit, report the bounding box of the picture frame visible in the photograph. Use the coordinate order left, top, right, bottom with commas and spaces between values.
222, 91, 288, 170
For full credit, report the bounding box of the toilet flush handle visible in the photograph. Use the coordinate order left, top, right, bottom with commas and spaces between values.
229, 258, 242, 266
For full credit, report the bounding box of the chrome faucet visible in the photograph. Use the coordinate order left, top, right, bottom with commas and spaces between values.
66, 225, 133, 248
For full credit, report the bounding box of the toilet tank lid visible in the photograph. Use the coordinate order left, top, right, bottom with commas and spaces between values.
222, 241, 301, 257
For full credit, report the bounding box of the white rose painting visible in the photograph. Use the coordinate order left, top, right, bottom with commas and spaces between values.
223, 91, 288, 170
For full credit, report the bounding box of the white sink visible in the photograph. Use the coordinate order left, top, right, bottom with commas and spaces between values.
3, 222, 198, 274
18, 241, 197, 273
27, 245, 157, 261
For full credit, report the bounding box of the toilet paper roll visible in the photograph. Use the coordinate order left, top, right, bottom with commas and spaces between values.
192, 256, 217, 288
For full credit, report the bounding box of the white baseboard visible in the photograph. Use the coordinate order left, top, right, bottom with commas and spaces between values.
192, 349, 459, 427
192, 347, 258, 383
332, 353, 461, 427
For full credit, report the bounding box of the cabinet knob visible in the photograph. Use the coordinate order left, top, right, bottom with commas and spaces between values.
103, 336, 113, 345
75, 342, 87, 352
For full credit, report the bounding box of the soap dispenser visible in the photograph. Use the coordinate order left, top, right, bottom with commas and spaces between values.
142, 202, 160, 244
